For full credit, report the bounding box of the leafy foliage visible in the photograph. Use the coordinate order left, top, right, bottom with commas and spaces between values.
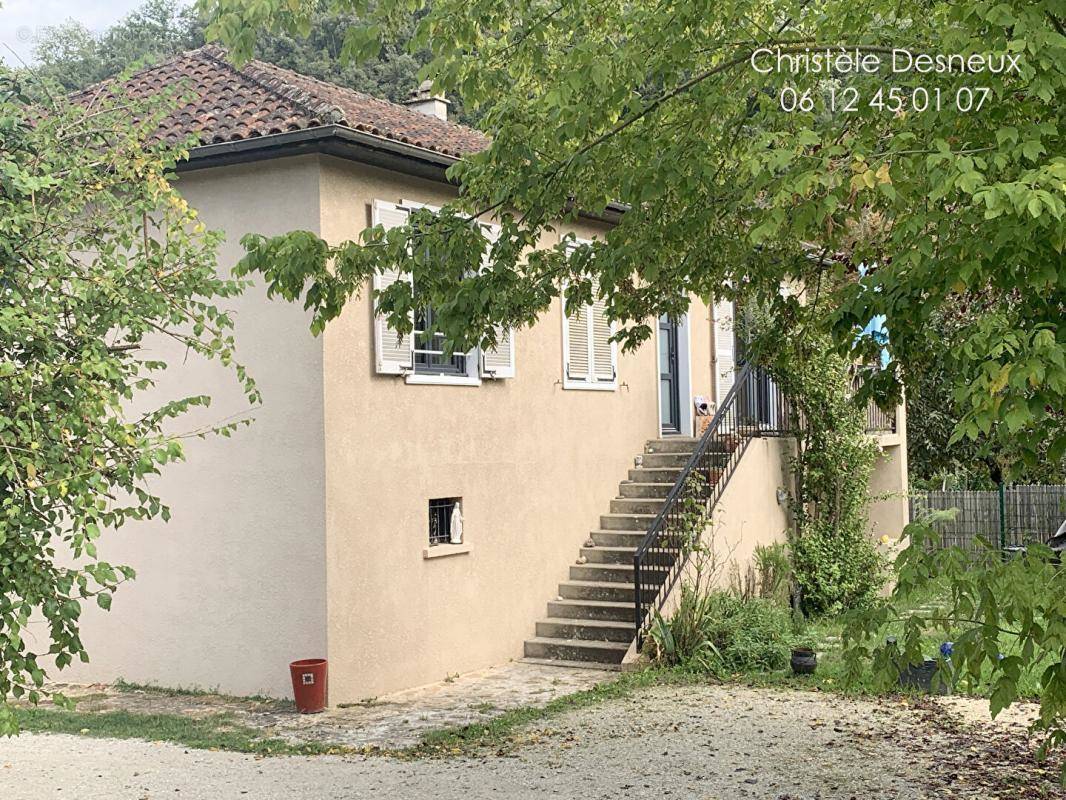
644, 474, 794, 675
648, 590, 794, 675
842, 515, 1066, 769
752, 542, 792, 607
203, 0, 1064, 473
0, 73, 255, 734
783, 348, 884, 615
906, 294, 1066, 489
27, 0, 205, 91
747, 291, 885, 615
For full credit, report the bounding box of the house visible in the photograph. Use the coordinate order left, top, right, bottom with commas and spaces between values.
62, 46, 908, 700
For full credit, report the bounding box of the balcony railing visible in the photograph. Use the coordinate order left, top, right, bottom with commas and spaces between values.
864, 397, 897, 433
850, 375, 897, 433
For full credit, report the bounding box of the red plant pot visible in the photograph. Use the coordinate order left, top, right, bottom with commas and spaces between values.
289, 658, 328, 713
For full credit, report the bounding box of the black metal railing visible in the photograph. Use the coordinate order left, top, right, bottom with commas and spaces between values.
864, 398, 897, 433
633, 362, 793, 646
850, 375, 897, 433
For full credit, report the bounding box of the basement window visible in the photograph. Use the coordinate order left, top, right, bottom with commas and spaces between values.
428, 497, 461, 546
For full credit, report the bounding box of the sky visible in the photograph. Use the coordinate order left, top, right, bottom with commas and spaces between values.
0, 0, 162, 67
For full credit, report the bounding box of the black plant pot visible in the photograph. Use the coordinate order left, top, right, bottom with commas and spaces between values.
898, 659, 951, 695
790, 647, 817, 675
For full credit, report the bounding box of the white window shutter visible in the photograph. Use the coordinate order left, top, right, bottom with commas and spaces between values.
589, 290, 616, 383
481, 326, 515, 378
714, 299, 735, 402
561, 249, 615, 389
477, 220, 516, 378
564, 302, 590, 381
372, 200, 414, 375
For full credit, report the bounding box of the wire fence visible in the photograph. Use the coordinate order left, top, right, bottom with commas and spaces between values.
909, 485, 1066, 552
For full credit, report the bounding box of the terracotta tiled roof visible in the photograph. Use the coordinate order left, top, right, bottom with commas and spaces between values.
72, 45, 487, 158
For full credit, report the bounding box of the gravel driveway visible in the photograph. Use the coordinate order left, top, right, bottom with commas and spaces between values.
0, 684, 1052, 800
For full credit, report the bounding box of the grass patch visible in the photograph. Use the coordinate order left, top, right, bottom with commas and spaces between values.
11, 603, 1042, 762
404, 668, 709, 757
731, 602, 1047, 700
112, 679, 291, 707
15, 708, 348, 756
10, 670, 708, 759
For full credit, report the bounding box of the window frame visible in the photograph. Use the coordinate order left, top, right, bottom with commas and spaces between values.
427, 496, 461, 547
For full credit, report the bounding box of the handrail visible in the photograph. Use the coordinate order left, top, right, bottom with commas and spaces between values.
633, 361, 793, 645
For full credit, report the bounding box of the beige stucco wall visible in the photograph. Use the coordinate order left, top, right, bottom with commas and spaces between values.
687, 297, 714, 427
54, 147, 908, 702
868, 399, 910, 540
59, 158, 329, 697
316, 156, 714, 701
711, 437, 796, 573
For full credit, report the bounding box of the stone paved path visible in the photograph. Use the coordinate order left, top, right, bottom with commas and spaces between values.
46, 661, 615, 749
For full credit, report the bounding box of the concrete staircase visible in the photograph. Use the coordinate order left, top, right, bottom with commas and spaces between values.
522, 437, 708, 670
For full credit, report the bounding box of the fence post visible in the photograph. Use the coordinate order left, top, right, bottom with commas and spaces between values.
998, 482, 1006, 550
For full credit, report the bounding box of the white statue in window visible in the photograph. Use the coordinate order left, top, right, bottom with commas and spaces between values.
450, 502, 464, 544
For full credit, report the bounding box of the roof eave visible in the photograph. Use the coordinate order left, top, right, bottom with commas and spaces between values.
179, 125, 625, 225
180, 124, 458, 181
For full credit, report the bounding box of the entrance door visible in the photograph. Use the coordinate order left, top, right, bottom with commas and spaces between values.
659, 315, 681, 434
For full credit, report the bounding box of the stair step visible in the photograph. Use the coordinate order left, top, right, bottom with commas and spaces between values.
610, 497, 667, 515
570, 562, 668, 584
535, 617, 633, 643
525, 435, 729, 668
638, 451, 696, 468
580, 545, 636, 564
523, 636, 629, 664
580, 546, 678, 568
558, 580, 658, 603
645, 437, 700, 454
618, 482, 675, 499
629, 467, 683, 483
640, 452, 730, 470
590, 529, 647, 547
519, 657, 622, 672
600, 512, 657, 531
547, 598, 634, 622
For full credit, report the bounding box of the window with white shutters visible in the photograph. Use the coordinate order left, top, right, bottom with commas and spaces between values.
562, 277, 617, 391
371, 199, 515, 384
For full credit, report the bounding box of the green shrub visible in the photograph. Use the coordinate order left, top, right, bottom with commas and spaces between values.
791, 520, 884, 615
753, 542, 792, 605
647, 588, 793, 675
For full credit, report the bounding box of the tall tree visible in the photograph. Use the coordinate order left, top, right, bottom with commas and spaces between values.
203, 0, 1065, 472
199, 0, 1065, 748
907, 294, 1066, 489
0, 72, 256, 734
30, 0, 206, 90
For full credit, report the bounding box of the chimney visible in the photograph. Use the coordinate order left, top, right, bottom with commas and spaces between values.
402, 79, 451, 121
